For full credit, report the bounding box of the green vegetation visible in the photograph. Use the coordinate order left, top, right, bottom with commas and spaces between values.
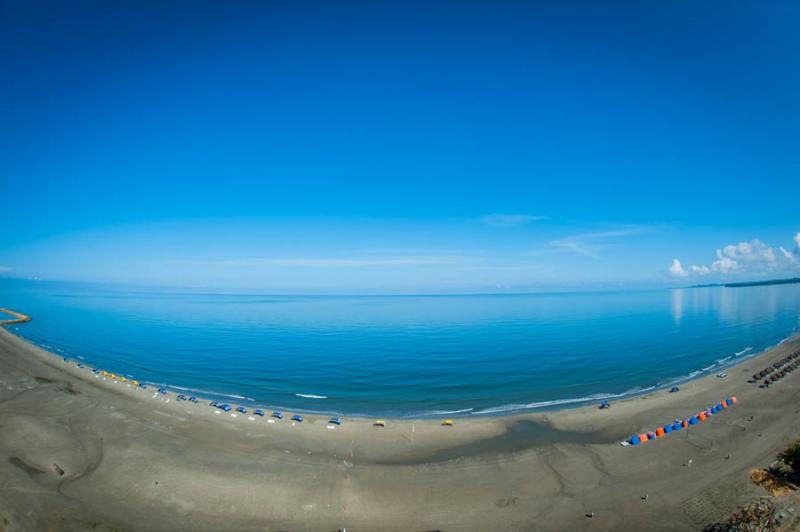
781, 440, 800, 472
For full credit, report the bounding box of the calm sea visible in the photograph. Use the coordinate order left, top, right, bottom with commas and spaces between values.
2, 279, 799, 417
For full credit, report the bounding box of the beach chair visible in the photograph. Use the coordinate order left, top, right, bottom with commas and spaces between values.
254, 409, 265, 416
291, 415, 304, 423
373, 420, 386, 427
442, 419, 454, 427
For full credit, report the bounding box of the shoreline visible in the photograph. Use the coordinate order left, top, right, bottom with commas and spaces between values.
1, 309, 800, 529
2, 307, 795, 421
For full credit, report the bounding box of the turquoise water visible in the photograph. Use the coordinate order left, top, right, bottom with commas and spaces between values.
1, 279, 799, 417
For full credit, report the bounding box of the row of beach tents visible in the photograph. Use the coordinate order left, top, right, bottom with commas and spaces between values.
628, 396, 737, 446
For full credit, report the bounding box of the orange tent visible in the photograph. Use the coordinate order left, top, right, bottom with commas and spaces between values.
655, 427, 665, 437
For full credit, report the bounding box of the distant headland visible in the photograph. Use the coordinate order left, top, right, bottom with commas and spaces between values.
690, 277, 800, 289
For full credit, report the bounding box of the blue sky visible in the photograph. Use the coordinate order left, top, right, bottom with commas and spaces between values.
1, 1, 798, 292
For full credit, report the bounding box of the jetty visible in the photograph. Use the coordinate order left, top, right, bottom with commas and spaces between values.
0, 308, 32, 325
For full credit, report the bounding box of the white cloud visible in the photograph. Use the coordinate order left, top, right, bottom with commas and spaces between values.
669, 233, 800, 278
259, 257, 464, 267
795, 232, 800, 250
718, 239, 775, 264
155, 255, 470, 269
711, 256, 738, 273
538, 225, 648, 258
0, 265, 10, 273
480, 214, 546, 227
549, 239, 597, 258
669, 259, 688, 277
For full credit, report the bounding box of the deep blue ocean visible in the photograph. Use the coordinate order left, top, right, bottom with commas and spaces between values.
1, 279, 799, 417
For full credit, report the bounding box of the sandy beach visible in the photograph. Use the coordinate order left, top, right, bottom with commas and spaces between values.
1, 315, 799, 531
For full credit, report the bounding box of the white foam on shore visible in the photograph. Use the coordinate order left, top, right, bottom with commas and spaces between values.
423, 408, 474, 416
471, 386, 656, 416
296, 393, 327, 399
166, 384, 255, 402
734, 347, 753, 357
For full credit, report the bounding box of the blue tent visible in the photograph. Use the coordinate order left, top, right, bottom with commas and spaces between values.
663, 425, 673, 434
630, 435, 641, 445
672, 422, 682, 431
689, 416, 699, 425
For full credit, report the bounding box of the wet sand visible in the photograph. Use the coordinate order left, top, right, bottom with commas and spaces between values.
1, 317, 799, 531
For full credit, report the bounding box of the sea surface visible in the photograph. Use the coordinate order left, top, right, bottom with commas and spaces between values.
1, 279, 799, 417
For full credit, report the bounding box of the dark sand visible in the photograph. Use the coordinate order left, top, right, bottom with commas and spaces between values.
1, 317, 799, 531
